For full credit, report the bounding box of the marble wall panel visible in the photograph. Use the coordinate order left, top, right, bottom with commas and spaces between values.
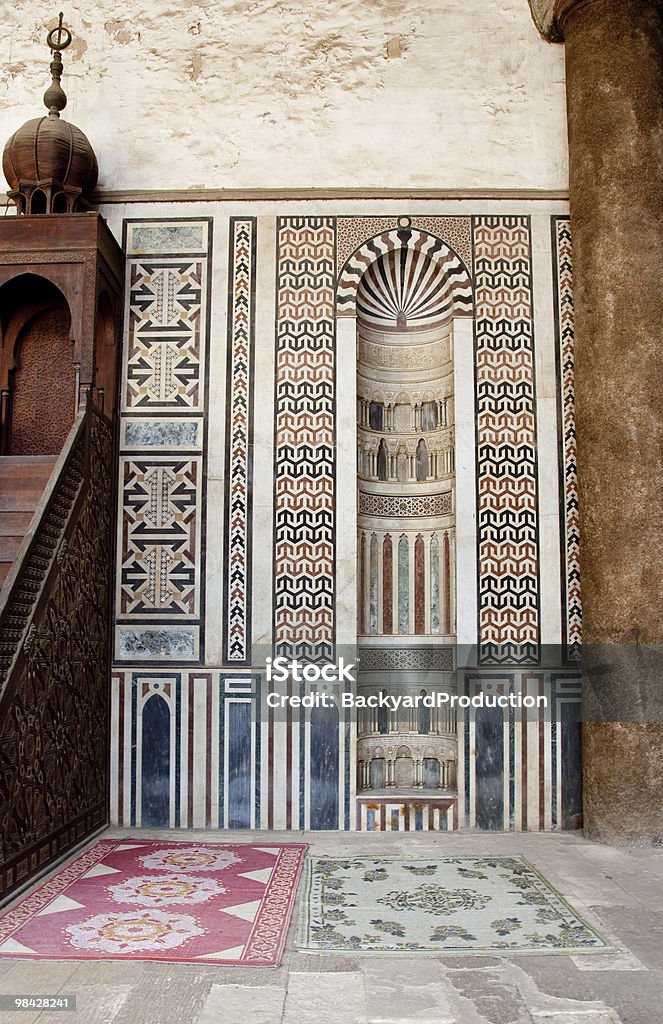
111, 202, 575, 834
115, 219, 211, 664
460, 672, 581, 831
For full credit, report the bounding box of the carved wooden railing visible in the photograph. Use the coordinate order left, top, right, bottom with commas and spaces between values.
0, 406, 114, 900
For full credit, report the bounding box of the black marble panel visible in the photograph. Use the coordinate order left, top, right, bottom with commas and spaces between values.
475, 706, 504, 829
310, 704, 339, 829
141, 695, 170, 828
228, 701, 252, 828
561, 701, 583, 829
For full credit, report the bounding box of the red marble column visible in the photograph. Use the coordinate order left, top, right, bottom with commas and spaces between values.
537, 0, 663, 843
414, 534, 425, 635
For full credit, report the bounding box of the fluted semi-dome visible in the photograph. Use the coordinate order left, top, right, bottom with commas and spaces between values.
2, 16, 98, 214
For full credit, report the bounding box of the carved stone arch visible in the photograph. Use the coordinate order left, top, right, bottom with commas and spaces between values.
337, 227, 473, 319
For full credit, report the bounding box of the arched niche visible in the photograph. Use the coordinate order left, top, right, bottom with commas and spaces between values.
355, 243, 460, 640
0, 273, 76, 455
349, 227, 468, 799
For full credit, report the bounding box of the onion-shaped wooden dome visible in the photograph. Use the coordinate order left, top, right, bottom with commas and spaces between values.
2, 16, 98, 214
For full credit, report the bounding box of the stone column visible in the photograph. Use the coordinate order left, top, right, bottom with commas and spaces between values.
530, 0, 663, 843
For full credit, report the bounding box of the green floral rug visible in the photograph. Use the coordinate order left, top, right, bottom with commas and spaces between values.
298, 856, 609, 955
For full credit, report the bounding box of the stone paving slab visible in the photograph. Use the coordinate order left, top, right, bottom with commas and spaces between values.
0, 960, 78, 1024
362, 960, 454, 1023
34, 984, 131, 1024
569, 950, 647, 972
110, 966, 212, 1024
282, 972, 367, 1024
198, 983, 286, 1024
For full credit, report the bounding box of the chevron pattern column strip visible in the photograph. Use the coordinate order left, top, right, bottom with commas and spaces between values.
273, 217, 336, 662
223, 218, 257, 665
473, 216, 540, 665
552, 217, 581, 661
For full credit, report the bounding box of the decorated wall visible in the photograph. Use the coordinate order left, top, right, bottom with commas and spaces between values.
104, 201, 581, 832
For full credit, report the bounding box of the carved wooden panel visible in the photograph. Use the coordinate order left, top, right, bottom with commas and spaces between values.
0, 411, 113, 899
9, 307, 76, 456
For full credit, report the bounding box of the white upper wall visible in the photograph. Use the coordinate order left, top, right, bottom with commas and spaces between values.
1, 1, 568, 192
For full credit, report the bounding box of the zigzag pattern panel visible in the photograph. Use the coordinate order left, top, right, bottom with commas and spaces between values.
119, 457, 201, 618
273, 218, 336, 660
223, 219, 257, 664
473, 216, 540, 665
553, 217, 581, 661
337, 228, 472, 318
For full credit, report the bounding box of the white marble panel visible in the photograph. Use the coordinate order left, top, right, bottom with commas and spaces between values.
531, 212, 563, 650
453, 317, 477, 652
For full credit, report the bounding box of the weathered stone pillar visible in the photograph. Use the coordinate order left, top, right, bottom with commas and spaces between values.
529, 0, 663, 843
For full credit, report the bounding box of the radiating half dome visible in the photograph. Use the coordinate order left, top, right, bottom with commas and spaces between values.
357, 248, 466, 333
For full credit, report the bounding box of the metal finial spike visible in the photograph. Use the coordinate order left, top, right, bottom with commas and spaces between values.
43, 13, 72, 116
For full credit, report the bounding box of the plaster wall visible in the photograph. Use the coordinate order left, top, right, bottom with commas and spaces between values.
1, 1, 567, 192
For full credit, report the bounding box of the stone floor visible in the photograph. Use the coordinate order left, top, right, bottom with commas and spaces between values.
1, 827, 663, 1024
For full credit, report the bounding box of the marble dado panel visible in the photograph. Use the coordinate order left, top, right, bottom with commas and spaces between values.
115, 219, 212, 664
460, 672, 582, 832
111, 671, 261, 830
109, 666, 581, 833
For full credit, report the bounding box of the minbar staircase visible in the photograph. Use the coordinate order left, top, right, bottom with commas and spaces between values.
0, 410, 114, 901
0, 456, 58, 589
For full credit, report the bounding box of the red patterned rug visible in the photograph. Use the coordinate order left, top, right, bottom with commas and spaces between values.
0, 840, 306, 966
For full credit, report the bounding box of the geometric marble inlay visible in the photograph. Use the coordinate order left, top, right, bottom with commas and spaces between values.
117, 220, 211, 663
473, 216, 540, 665
273, 217, 336, 661
224, 218, 257, 665
552, 216, 581, 662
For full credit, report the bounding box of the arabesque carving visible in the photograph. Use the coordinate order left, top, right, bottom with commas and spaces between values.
0, 409, 113, 899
